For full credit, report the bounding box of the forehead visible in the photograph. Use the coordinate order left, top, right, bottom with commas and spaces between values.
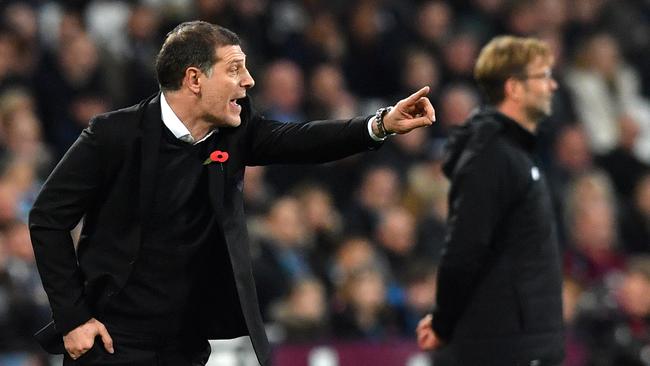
215, 45, 246, 64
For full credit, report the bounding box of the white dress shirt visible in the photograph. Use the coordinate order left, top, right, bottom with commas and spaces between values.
160, 93, 216, 144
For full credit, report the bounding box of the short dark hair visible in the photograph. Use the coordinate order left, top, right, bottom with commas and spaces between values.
155, 21, 240, 91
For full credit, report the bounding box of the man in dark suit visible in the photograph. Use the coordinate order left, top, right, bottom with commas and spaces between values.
416, 36, 564, 365
29, 21, 434, 365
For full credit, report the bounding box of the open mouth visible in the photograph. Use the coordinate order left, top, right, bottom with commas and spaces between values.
230, 95, 246, 106
229, 97, 243, 111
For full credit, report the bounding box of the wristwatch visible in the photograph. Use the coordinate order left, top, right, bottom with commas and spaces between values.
374, 106, 395, 138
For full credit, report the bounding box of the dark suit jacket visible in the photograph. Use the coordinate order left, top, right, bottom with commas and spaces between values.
29, 94, 380, 365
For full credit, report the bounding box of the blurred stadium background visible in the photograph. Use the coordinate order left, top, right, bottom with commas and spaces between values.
0, 0, 649, 365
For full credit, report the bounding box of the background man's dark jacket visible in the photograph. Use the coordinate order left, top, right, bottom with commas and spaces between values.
29, 94, 380, 365
431, 109, 564, 365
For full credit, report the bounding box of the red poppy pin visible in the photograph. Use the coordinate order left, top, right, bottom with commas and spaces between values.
204, 150, 229, 165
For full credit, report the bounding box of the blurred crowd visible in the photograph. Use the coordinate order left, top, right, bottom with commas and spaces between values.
0, 0, 649, 365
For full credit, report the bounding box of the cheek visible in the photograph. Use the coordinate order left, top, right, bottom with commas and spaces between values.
209, 93, 229, 112
214, 91, 228, 104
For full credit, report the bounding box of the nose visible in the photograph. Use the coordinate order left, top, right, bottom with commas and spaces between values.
241, 69, 255, 89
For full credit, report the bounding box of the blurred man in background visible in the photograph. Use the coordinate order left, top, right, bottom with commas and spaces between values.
416, 36, 564, 365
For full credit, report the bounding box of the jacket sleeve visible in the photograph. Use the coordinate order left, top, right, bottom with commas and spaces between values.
431, 145, 513, 340
29, 117, 108, 335
243, 115, 382, 166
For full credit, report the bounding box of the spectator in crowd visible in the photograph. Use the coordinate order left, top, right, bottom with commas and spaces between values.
34, 30, 111, 157
252, 196, 315, 320
439, 31, 480, 85
242, 165, 274, 217
343, 0, 401, 99
0, 231, 39, 365
193, 0, 232, 29
0, 88, 54, 179
345, 165, 401, 237
305, 63, 358, 121
272, 277, 330, 343
52, 6, 86, 51
294, 184, 342, 284
374, 206, 419, 285
455, 0, 505, 42
120, 3, 163, 106
595, 112, 650, 203
283, 10, 346, 70
549, 125, 593, 190
1, 2, 40, 81
327, 236, 387, 295
431, 82, 479, 139
259, 59, 305, 123
370, 127, 432, 180
402, 153, 449, 218
565, 32, 650, 162
502, 0, 542, 36
575, 256, 650, 366
0, 156, 40, 222
331, 266, 397, 340
303, 11, 346, 64
395, 261, 437, 337
412, 1, 454, 55
0, 179, 19, 229
563, 171, 626, 285
535, 0, 570, 34
417, 36, 564, 365
227, 0, 271, 71
547, 124, 593, 243
0, 29, 21, 93
4, 220, 50, 343
402, 156, 449, 262
596, 0, 650, 96
398, 48, 440, 103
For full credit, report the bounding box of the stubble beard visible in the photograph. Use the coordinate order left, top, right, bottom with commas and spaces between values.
525, 98, 553, 124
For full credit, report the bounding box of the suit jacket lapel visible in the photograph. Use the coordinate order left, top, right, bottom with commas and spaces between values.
207, 135, 226, 213
139, 94, 163, 224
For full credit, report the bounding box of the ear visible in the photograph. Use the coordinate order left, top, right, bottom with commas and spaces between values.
184, 67, 202, 94
504, 77, 522, 102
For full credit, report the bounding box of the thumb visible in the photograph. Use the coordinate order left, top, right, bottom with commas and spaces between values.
97, 323, 114, 354
417, 314, 433, 330
394, 116, 433, 134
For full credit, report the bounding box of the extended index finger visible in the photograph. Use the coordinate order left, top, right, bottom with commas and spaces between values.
403, 86, 430, 105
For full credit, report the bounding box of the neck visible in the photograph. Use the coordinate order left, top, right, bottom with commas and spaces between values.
497, 101, 537, 133
163, 90, 213, 140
